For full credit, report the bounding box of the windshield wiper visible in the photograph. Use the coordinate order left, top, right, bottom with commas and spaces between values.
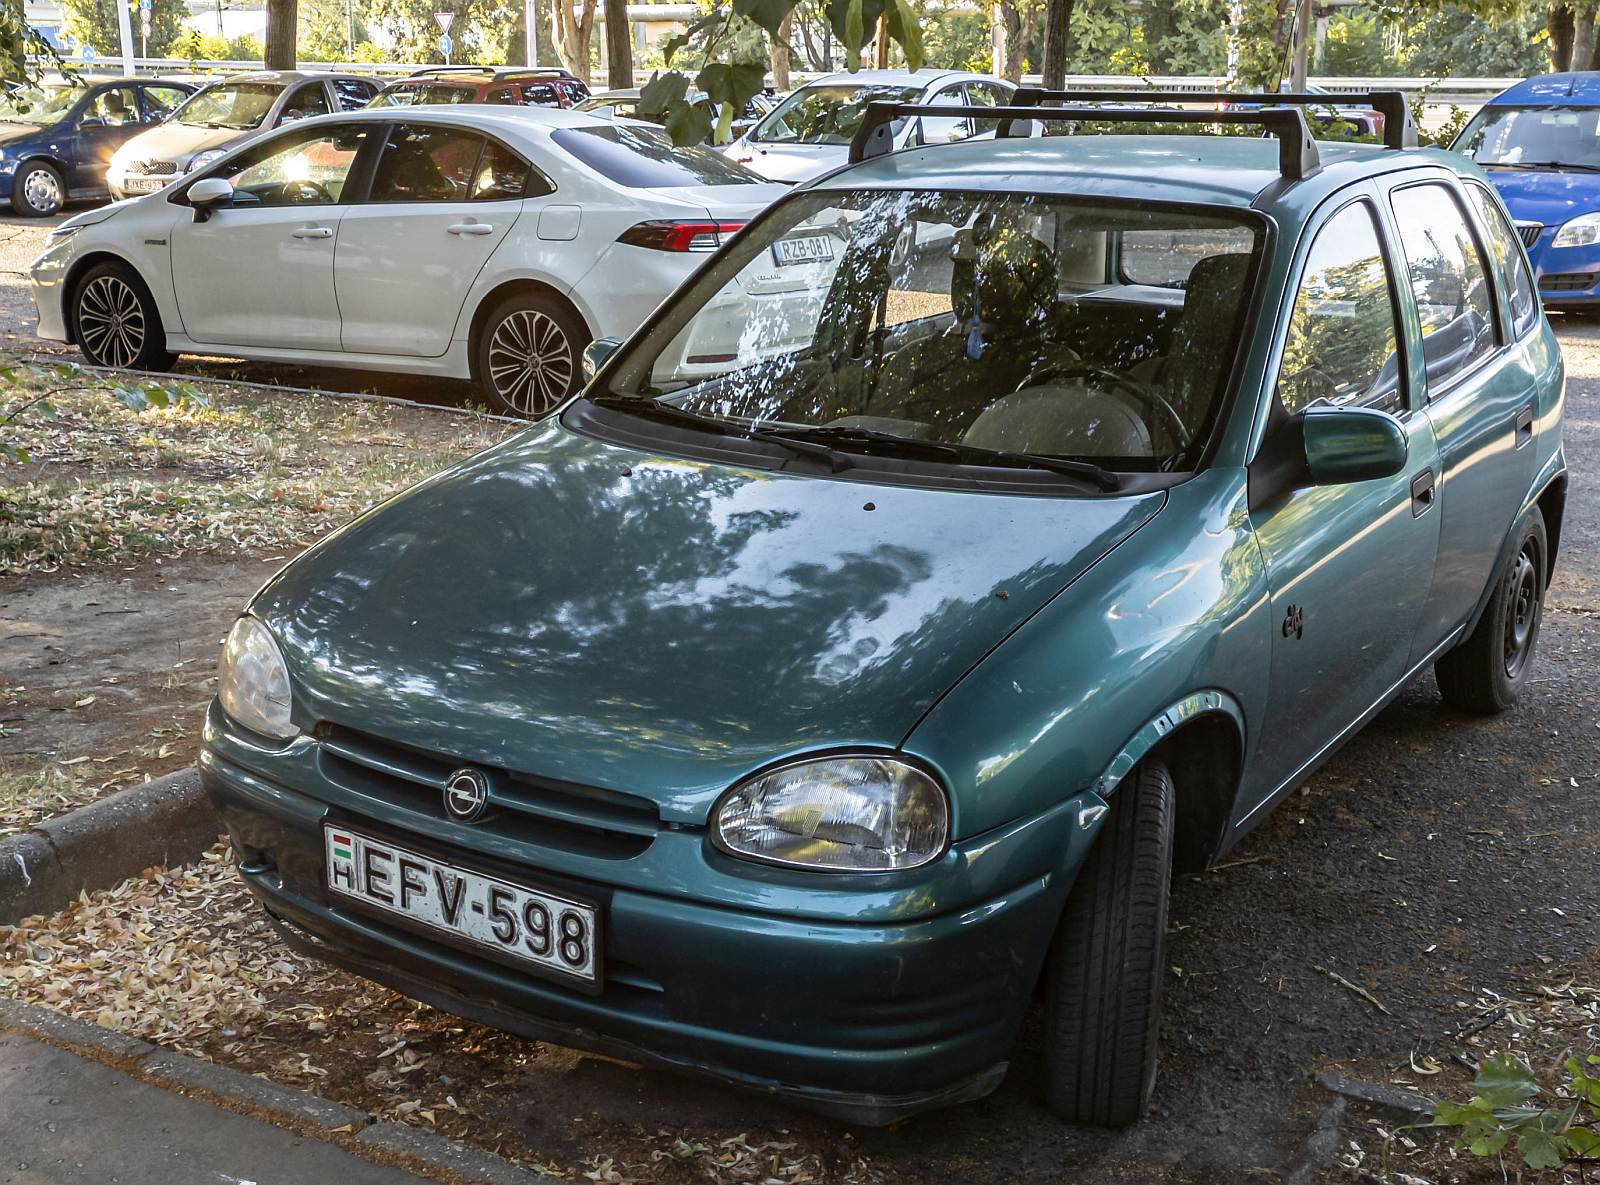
1484, 160, 1600, 172
757, 424, 1123, 491
587, 395, 853, 472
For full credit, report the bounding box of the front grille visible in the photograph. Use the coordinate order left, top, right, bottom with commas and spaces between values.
128, 159, 177, 176
1540, 271, 1594, 292
1516, 222, 1543, 248
314, 723, 660, 859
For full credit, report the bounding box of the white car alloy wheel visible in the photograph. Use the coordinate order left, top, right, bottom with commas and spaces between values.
77, 272, 148, 369
487, 308, 576, 417
18, 163, 63, 216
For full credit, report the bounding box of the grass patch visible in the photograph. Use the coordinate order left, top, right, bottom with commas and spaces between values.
0, 359, 519, 574
0, 763, 100, 837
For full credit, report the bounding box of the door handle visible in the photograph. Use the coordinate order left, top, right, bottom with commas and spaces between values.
1410, 468, 1436, 517
1513, 404, 1534, 448
447, 222, 495, 236
290, 226, 334, 239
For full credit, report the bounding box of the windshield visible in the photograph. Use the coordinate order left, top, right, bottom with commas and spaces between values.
1454, 104, 1600, 168
750, 83, 923, 145
593, 189, 1263, 475
170, 82, 282, 130
551, 124, 764, 186
369, 82, 475, 107
0, 83, 83, 125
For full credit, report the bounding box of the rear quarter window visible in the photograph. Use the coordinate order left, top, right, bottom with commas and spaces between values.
550, 124, 766, 187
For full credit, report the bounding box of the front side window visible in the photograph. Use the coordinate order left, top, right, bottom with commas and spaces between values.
84, 86, 139, 126
1278, 203, 1403, 416
551, 124, 764, 187
750, 83, 924, 145
918, 85, 971, 145
521, 83, 561, 107
594, 189, 1264, 473
333, 80, 376, 110
965, 82, 1011, 135
172, 82, 282, 130
1453, 105, 1600, 170
1467, 184, 1539, 338
1390, 183, 1498, 390
370, 83, 474, 107
141, 86, 190, 121
209, 125, 370, 206
282, 82, 332, 121
369, 125, 482, 202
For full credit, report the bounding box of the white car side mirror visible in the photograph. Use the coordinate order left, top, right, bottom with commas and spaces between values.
187, 176, 235, 222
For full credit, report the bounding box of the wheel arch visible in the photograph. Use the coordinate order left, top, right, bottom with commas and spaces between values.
1092, 690, 1245, 874
464, 277, 593, 380
1536, 470, 1568, 585
10, 154, 68, 209
61, 251, 161, 346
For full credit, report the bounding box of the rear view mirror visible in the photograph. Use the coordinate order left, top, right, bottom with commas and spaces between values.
1302, 406, 1409, 485
187, 176, 235, 222
583, 337, 624, 383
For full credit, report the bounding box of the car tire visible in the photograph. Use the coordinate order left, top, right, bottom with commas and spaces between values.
70, 261, 177, 373
12, 160, 65, 217
1041, 757, 1174, 1127
1435, 508, 1547, 715
473, 291, 590, 418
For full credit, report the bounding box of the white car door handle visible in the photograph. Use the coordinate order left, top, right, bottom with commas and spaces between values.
447, 222, 495, 236
291, 226, 334, 240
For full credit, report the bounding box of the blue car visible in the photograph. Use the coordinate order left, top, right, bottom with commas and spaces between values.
0, 74, 195, 217
1454, 72, 1600, 307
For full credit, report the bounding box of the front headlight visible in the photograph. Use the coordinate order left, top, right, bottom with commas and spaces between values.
1553, 212, 1600, 248
187, 149, 226, 175
45, 223, 81, 244
713, 755, 949, 871
218, 616, 298, 740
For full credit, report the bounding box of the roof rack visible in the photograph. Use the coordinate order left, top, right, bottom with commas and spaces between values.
404, 65, 576, 80
848, 101, 1323, 179
1011, 87, 1417, 150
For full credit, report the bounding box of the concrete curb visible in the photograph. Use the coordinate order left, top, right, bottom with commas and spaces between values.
0, 767, 222, 925
0, 997, 560, 1184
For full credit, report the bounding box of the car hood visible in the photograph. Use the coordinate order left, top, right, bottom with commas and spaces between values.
116, 121, 243, 164
252, 419, 1164, 824
0, 122, 44, 148
1483, 166, 1600, 227
732, 142, 844, 183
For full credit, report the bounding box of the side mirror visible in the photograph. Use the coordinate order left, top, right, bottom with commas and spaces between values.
1302, 405, 1409, 485
582, 336, 624, 383
187, 176, 235, 222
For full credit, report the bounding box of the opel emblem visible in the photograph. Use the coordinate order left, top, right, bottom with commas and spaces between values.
443, 768, 490, 823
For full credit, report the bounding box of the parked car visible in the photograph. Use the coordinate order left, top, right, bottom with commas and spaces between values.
723, 68, 1014, 182
576, 86, 777, 142
1452, 71, 1600, 308
369, 66, 590, 110
1221, 81, 1384, 136
32, 106, 785, 414
105, 70, 380, 199
194, 94, 1566, 1124
0, 73, 196, 215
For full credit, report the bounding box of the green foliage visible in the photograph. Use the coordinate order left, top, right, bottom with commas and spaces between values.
61, 0, 187, 58
922, 7, 991, 73
1319, 8, 1392, 76
1385, 1, 1549, 78
168, 27, 266, 62
365, 0, 518, 63
1, 364, 208, 467
1429, 1053, 1600, 1171
297, 0, 371, 61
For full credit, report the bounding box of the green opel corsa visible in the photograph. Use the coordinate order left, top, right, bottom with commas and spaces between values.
203, 91, 1568, 1127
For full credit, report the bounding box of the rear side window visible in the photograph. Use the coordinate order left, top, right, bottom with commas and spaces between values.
1279, 202, 1404, 415
141, 85, 189, 121
551, 124, 764, 187
369, 125, 483, 202
1467, 184, 1539, 338
521, 83, 561, 107
1390, 183, 1498, 391
333, 80, 376, 111
471, 139, 538, 200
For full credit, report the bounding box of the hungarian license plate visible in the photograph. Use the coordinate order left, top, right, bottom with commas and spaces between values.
125, 176, 166, 194
323, 824, 600, 989
771, 233, 835, 267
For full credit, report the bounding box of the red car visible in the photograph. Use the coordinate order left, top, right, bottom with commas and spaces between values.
368, 67, 591, 110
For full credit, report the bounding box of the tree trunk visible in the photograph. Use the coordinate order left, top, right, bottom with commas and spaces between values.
604, 0, 631, 88
771, 11, 792, 91
874, 13, 889, 68
1288, 0, 1311, 90
1577, 4, 1597, 70
1549, 4, 1575, 71
998, 1, 1023, 83
552, 0, 596, 81
1040, 0, 1072, 90
264, 0, 297, 69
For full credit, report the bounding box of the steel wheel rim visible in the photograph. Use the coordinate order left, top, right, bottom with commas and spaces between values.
77, 275, 146, 369
487, 310, 573, 417
23, 167, 62, 214
1502, 542, 1540, 679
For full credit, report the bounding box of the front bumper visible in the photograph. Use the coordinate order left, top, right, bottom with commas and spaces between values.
1526, 231, 1600, 306
201, 709, 1105, 1122
29, 235, 74, 342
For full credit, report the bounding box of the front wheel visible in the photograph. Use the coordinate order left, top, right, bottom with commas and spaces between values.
12, 161, 64, 217
473, 292, 589, 418
1435, 509, 1547, 714
1041, 757, 1174, 1126
71, 261, 176, 372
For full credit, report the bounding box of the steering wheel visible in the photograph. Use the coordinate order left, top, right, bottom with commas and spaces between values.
282, 178, 332, 205
1015, 362, 1192, 451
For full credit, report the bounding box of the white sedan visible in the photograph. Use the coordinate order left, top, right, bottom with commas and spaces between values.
31, 105, 787, 416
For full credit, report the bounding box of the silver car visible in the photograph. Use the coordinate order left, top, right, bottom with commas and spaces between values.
106, 70, 379, 198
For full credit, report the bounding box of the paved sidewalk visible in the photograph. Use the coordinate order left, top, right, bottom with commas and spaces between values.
0, 1033, 432, 1185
